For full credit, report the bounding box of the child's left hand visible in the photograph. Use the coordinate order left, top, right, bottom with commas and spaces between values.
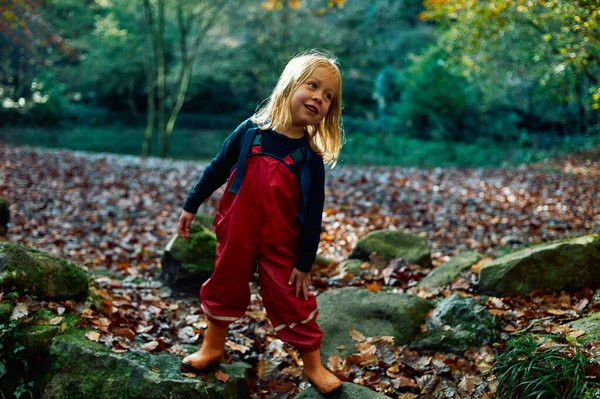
288, 268, 311, 299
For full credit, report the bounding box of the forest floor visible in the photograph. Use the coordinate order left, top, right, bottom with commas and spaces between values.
1, 143, 599, 398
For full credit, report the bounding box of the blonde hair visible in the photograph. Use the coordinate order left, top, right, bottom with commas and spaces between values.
251, 50, 344, 166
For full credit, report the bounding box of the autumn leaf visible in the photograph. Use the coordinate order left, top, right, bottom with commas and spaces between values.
142, 340, 159, 352
85, 331, 101, 342
214, 370, 230, 383
327, 354, 343, 372
10, 302, 29, 320
366, 283, 381, 292
226, 340, 250, 354
348, 328, 365, 341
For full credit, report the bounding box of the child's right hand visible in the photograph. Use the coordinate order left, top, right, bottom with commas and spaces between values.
178, 210, 194, 238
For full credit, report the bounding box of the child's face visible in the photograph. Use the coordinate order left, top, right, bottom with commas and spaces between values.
289, 66, 338, 129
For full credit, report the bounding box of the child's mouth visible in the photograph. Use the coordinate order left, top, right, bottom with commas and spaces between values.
304, 105, 318, 114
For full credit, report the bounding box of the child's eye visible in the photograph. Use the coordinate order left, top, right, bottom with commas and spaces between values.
325, 93, 333, 101
307, 82, 317, 89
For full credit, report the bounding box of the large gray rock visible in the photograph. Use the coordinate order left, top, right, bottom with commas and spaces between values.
160, 217, 217, 296
316, 287, 433, 362
417, 252, 484, 288
479, 234, 600, 296
0, 242, 88, 300
567, 312, 600, 344
349, 230, 432, 267
0, 196, 8, 233
296, 382, 389, 398
43, 329, 251, 399
411, 294, 497, 354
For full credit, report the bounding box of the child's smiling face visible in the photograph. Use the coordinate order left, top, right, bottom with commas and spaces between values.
288, 66, 339, 133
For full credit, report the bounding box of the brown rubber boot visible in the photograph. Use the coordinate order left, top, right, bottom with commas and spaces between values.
180, 320, 228, 373
301, 349, 343, 397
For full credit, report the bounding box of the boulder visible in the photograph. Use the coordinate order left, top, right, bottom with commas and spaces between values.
479, 234, 600, 296
0, 196, 8, 233
296, 382, 389, 398
0, 301, 14, 323
0, 242, 88, 300
316, 287, 433, 362
411, 294, 497, 354
567, 312, 600, 344
160, 220, 217, 296
417, 252, 484, 288
349, 230, 432, 267
42, 329, 252, 399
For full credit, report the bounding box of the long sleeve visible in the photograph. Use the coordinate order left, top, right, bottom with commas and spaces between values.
182, 119, 251, 214
294, 155, 325, 273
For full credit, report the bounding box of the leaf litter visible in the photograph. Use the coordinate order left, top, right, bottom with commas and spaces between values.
1, 144, 599, 397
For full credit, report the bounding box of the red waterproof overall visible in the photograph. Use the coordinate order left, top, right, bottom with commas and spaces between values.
200, 128, 323, 353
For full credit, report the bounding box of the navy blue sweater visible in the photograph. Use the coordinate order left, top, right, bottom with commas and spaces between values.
183, 119, 325, 273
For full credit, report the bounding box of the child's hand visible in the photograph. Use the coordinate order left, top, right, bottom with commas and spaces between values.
178, 210, 194, 238
288, 268, 311, 300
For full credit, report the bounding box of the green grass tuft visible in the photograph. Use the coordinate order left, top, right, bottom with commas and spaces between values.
493, 334, 592, 399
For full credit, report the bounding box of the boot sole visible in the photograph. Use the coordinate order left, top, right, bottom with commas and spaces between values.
307, 378, 343, 397
180, 360, 219, 374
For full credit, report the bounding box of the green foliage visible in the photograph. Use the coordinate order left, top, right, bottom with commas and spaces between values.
493, 334, 592, 399
391, 46, 484, 142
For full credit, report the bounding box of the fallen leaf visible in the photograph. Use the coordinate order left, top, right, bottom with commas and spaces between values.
215, 370, 230, 383
569, 330, 585, 339
366, 283, 381, 292
85, 331, 101, 342
349, 328, 365, 341
10, 302, 29, 320
142, 340, 159, 352
327, 354, 343, 371
226, 340, 250, 354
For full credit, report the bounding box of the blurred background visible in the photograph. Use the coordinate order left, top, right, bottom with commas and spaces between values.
1, 0, 598, 167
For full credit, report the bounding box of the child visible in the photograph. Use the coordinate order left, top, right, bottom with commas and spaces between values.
177, 50, 344, 397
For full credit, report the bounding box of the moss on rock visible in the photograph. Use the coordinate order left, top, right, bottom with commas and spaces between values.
479, 234, 600, 296
316, 287, 433, 362
411, 294, 498, 353
296, 382, 388, 398
0, 242, 89, 300
42, 329, 251, 399
417, 252, 484, 288
0, 301, 14, 323
167, 225, 216, 274
567, 312, 600, 344
349, 230, 432, 267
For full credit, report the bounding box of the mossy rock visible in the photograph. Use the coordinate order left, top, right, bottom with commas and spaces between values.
316, 287, 433, 362
159, 224, 217, 296
296, 382, 389, 398
479, 234, 600, 296
417, 252, 484, 288
567, 312, 600, 344
349, 230, 432, 267
0, 242, 89, 300
194, 213, 216, 231
0, 301, 14, 323
0, 196, 8, 232
42, 329, 251, 399
411, 294, 498, 354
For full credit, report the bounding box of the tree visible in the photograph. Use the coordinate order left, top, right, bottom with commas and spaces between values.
420, 0, 600, 133
141, 0, 226, 157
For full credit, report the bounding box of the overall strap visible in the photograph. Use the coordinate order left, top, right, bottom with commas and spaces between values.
296, 146, 313, 223
228, 127, 258, 194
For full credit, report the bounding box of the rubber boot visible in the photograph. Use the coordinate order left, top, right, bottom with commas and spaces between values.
180, 320, 228, 373
301, 348, 343, 397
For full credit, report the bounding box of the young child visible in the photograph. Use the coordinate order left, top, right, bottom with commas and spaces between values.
177, 50, 344, 397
